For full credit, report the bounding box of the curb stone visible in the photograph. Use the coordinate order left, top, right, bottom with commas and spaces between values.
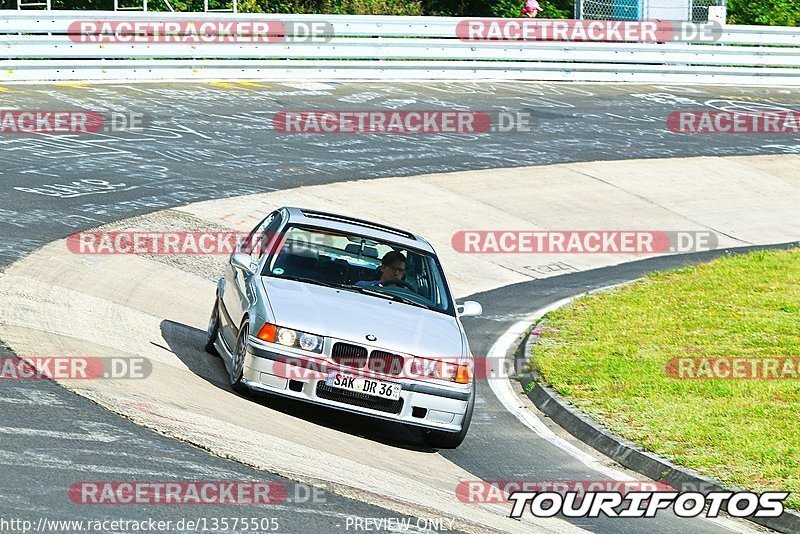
519, 323, 800, 534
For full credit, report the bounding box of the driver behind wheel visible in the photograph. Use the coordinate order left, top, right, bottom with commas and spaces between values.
355, 250, 407, 288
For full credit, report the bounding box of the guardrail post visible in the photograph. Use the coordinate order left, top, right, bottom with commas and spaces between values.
17, 0, 51, 9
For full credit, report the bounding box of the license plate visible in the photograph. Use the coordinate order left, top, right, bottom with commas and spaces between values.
325, 371, 401, 401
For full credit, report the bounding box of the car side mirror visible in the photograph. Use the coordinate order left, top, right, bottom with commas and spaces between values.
457, 301, 482, 317
230, 252, 255, 274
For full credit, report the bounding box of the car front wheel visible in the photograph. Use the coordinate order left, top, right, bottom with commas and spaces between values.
230, 319, 250, 394
204, 296, 221, 356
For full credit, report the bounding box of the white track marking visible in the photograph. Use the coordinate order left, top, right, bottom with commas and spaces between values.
0, 426, 120, 442
0, 386, 65, 405
0, 421, 124, 442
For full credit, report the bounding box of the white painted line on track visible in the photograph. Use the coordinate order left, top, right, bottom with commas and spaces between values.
0, 426, 119, 442
0, 386, 65, 405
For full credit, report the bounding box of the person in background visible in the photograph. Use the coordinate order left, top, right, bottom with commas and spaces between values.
521, 0, 543, 17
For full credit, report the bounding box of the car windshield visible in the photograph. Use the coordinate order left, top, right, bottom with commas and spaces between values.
263, 225, 454, 315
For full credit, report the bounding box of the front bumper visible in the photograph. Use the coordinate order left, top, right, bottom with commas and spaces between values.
241, 337, 471, 432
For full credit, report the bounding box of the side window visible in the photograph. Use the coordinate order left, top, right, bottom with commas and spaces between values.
260, 212, 284, 259
241, 210, 281, 263
413, 256, 433, 299
240, 215, 269, 256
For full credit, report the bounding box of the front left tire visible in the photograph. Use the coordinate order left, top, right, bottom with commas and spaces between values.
204, 296, 221, 356
229, 319, 250, 394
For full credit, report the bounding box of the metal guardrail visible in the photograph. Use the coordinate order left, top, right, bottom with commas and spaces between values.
3, 12, 799, 44
6, 38, 800, 67
1, 11, 799, 84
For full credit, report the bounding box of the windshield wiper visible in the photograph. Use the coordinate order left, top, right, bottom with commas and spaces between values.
344, 285, 432, 310
273, 275, 348, 290
389, 294, 432, 310
344, 285, 395, 300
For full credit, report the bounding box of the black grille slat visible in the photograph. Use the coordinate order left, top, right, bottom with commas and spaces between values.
369, 350, 405, 376
316, 382, 403, 414
332, 342, 368, 368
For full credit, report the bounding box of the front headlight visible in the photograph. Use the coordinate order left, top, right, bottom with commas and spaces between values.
257, 323, 324, 354
298, 332, 320, 352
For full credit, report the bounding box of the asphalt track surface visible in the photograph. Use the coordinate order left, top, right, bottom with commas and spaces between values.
1, 82, 798, 533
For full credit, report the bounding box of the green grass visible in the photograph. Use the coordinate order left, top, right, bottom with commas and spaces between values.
531, 248, 800, 509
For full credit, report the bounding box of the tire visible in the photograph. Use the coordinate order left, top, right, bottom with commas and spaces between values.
204, 296, 221, 356
423, 387, 475, 449
229, 319, 250, 394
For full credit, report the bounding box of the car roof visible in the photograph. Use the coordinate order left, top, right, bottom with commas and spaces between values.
282, 207, 434, 254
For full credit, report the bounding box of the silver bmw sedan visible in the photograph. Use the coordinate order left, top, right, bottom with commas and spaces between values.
206, 207, 482, 448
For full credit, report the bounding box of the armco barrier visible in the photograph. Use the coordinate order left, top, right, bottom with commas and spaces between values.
1, 11, 799, 84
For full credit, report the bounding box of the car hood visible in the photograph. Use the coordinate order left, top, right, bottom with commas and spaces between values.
262, 277, 464, 357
